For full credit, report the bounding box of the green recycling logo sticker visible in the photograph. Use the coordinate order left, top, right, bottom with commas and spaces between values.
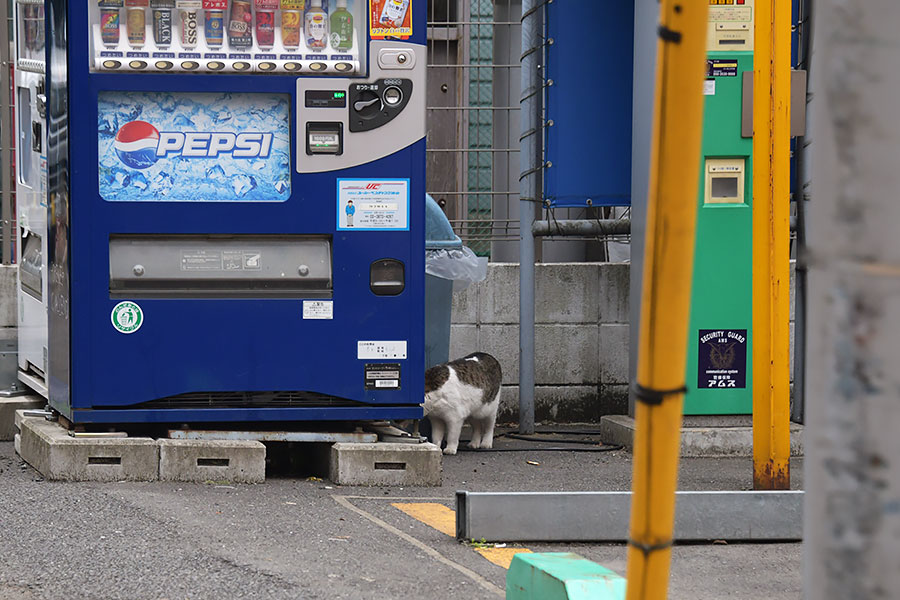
111, 301, 143, 334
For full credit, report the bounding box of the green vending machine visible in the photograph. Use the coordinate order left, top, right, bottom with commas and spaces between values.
684, 0, 755, 414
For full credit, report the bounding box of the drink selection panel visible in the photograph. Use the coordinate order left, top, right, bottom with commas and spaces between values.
89, 0, 380, 74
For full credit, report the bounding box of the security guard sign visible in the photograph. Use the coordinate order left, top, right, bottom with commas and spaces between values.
111, 301, 144, 334
698, 329, 747, 389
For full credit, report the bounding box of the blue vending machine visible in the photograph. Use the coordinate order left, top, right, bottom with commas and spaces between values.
34, 0, 425, 424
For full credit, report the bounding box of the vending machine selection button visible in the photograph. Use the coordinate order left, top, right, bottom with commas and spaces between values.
335, 62, 353, 72
181, 61, 199, 70
309, 62, 327, 72
233, 61, 251, 71
102, 60, 121, 69
284, 62, 301, 72
258, 62, 276, 71
155, 60, 173, 70
207, 61, 224, 70
128, 60, 147, 69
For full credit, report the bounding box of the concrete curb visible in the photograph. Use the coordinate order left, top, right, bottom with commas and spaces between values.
18, 417, 159, 481
599, 414, 804, 457
159, 439, 266, 484
330, 442, 442, 486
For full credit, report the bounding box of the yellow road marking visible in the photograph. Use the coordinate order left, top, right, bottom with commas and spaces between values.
391, 502, 456, 537
392, 502, 534, 570
474, 547, 533, 569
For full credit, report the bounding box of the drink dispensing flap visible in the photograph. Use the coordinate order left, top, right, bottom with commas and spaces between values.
109, 234, 332, 297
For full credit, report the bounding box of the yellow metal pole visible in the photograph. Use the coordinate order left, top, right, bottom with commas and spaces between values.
751, 0, 791, 491
625, 1, 708, 598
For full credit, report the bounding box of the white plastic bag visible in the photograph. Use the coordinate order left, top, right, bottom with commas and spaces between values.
425, 246, 488, 292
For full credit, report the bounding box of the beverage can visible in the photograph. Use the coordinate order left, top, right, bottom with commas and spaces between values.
255, 11, 275, 47
281, 9, 301, 48
100, 8, 121, 46
180, 9, 198, 47
152, 9, 172, 45
228, 0, 253, 48
204, 9, 224, 46
126, 7, 146, 46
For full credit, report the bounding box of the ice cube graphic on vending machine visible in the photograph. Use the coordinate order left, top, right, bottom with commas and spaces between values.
99, 92, 291, 202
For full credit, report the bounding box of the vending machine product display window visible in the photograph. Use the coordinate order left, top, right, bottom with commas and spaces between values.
90, 0, 369, 74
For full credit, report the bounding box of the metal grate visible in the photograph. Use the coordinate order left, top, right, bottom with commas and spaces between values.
110, 391, 366, 410
426, 0, 520, 256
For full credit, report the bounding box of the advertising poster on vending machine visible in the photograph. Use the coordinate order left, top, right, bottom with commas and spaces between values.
98, 91, 291, 201
369, 0, 411, 40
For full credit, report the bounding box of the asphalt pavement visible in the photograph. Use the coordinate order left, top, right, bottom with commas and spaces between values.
0, 427, 803, 599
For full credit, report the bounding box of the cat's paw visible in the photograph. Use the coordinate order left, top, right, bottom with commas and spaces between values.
443, 447, 457, 455
467, 440, 481, 449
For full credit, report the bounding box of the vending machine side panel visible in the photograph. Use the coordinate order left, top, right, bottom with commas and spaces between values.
46, 0, 72, 417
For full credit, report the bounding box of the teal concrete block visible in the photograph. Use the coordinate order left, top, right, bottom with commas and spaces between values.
506, 553, 626, 600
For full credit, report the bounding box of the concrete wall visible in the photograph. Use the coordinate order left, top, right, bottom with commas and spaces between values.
451, 262, 796, 424
450, 263, 630, 423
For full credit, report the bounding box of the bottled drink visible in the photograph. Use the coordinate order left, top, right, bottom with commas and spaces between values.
254, 0, 278, 47
204, 9, 224, 46
100, 8, 121, 46
329, 0, 352, 51
304, 0, 327, 50
281, 8, 301, 48
228, 0, 253, 48
180, 9, 198, 48
126, 7, 146, 46
150, 0, 175, 46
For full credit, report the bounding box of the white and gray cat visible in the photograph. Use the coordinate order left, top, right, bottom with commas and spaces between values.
423, 352, 502, 455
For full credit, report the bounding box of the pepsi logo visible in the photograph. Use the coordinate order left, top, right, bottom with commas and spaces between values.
113, 120, 274, 168
114, 121, 161, 170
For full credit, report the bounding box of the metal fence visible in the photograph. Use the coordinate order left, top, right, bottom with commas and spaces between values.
426, 0, 521, 256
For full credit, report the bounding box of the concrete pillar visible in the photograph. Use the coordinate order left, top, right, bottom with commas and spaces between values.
804, 1, 900, 596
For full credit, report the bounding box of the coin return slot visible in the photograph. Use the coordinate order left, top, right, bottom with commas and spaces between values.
370, 259, 405, 296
